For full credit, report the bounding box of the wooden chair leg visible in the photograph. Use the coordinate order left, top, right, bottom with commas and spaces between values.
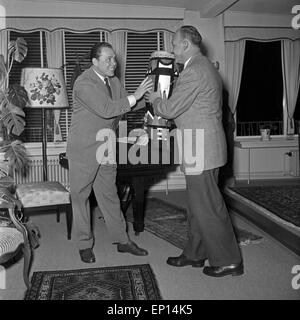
122, 186, 133, 213
22, 243, 32, 289
66, 205, 72, 240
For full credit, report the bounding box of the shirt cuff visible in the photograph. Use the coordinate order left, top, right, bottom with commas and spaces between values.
127, 95, 136, 107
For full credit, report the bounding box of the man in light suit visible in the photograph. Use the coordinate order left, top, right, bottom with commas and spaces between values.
67, 42, 152, 263
149, 26, 243, 277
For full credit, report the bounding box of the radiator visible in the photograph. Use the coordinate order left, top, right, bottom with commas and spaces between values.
13, 156, 184, 192
14, 156, 70, 189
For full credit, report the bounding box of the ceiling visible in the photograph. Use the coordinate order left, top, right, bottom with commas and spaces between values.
229, 0, 297, 15
20, 0, 298, 17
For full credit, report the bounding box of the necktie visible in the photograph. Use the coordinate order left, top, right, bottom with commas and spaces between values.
104, 77, 119, 131
104, 77, 112, 98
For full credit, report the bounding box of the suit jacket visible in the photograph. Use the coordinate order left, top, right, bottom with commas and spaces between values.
153, 52, 227, 173
67, 66, 133, 166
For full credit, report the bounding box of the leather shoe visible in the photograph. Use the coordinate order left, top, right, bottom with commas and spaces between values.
79, 248, 96, 263
203, 262, 244, 277
167, 254, 206, 268
117, 241, 148, 256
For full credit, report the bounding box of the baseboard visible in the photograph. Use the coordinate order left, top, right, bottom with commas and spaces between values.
235, 171, 300, 180
223, 190, 300, 257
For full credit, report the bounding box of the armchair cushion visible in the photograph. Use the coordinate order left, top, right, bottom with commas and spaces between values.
15, 182, 70, 208
0, 226, 23, 259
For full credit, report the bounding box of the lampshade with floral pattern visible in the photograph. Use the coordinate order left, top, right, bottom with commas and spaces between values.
21, 67, 69, 109
20, 67, 69, 180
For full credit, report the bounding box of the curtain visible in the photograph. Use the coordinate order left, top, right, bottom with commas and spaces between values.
45, 30, 64, 143
0, 30, 8, 141
103, 31, 109, 42
5, 17, 182, 33
107, 31, 127, 86
225, 27, 300, 42
0, 30, 8, 59
0, 29, 8, 90
281, 39, 300, 135
163, 30, 173, 53
224, 40, 246, 114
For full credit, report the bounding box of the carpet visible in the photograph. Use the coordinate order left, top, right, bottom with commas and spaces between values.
126, 198, 263, 249
25, 264, 162, 300
229, 185, 300, 227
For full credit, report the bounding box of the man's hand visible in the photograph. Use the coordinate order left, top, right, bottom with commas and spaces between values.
148, 83, 167, 104
133, 77, 153, 101
136, 133, 149, 146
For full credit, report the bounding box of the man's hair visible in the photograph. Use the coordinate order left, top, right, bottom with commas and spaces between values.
178, 25, 202, 48
90, 42, 113, 61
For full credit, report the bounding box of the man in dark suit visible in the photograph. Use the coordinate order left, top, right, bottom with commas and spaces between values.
67, 42, 152, 263
149, 26, 243, 277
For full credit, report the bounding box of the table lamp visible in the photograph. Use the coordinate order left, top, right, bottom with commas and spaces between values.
21, 67, 69, 181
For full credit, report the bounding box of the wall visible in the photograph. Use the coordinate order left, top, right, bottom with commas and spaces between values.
0, 0, 184, 19
223, 10, 292, 27
184, 10, 226, 79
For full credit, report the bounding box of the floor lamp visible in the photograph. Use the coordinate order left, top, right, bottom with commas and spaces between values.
21, 68, 69, 181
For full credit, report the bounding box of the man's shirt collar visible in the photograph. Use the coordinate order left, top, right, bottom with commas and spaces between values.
92, 68, 106, 83
184, 57, 192, 70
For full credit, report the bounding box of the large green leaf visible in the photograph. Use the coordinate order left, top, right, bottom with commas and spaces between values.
0, 102, 26, 136
0, 91, 6, 109
0, 174, 15, 191
0, 54, 8, 89
8, 37, 28, 63
0, 160, 9, 179
7, 84, 29, 108
2, 140, 29, 176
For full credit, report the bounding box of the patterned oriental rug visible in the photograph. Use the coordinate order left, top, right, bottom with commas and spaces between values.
229, 185, 300, 227
126, 198, 263, 249
25, 264, 162, 300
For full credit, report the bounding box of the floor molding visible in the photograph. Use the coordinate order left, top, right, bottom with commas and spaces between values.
223, 188, 300, 257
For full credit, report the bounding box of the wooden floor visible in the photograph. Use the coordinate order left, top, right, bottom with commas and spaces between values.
222, 178, 300, 257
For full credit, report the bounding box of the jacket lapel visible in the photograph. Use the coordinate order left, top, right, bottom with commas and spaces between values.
88, 67, 111, 96
87, 67, 119, 100
175, 53, 202, 87
185, 53, 202, 70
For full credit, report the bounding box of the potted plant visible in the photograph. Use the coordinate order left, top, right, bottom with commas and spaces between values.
259, 124, 271, 141
0, 37, 29, 180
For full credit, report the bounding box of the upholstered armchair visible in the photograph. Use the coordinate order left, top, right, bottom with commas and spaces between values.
0, 201, 32, 288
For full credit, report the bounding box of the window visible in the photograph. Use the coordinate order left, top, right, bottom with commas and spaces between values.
9, 31, 52, 143
236, 41, 283, 136
123, 32, 164, 131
